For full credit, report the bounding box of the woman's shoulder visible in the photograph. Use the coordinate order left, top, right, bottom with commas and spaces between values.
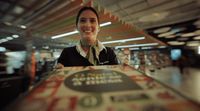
62, 46, 76, 53
105, 46, 114, 52
63, 46, 76, 51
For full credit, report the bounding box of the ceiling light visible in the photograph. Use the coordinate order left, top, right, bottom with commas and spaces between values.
198, 46, 200, 55
20, 25, 27, 29
141, 47, 153, 49
115, 43, 158, 49
158, 46, 167, 48
6, 37, 13, 40
153, 27, 171, 34
158, 31, 175, 37
194, 36, 200, 40
167, 41, 185, 45
51, 22, 112, 39
1, 39, 8, 42
0, 40, 3, 43
51, 30, 78, 39
32, 46, 36, 49
13, 6, 24, 14
43, 46, 49, 49
186, 41, 199, 47
102, 37, 145, 44
100, 22, 111, 27
181, 32, 196, 37
4, 22, 12, 26
12, 34, 19, 38
129, 48, 140, 50
0, 47, 6, 52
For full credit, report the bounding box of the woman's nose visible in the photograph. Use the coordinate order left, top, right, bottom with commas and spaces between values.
84, 21, 92, 26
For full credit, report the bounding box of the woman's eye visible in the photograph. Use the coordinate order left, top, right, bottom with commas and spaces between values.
80, 19, 86, 23
90, 19, 96, 23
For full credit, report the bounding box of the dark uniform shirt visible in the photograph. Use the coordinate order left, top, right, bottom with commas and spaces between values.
58, 46, 118, 67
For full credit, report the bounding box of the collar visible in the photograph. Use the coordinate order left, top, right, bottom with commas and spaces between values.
76, 40, 106, 58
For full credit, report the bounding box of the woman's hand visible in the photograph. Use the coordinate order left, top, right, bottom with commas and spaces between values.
54, 63, 64, 69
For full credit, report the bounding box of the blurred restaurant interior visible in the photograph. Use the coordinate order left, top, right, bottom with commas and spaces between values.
0, 0, 200, 110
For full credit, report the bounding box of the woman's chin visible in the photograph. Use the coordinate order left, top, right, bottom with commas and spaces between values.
83, 39, 96, 45
83, 36, 95, 40
83, 35, 92, 38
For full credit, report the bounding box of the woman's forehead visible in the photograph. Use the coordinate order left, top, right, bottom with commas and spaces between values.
79, 10, 98, 19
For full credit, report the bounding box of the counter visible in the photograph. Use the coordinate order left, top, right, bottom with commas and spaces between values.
5, 65, 200, 111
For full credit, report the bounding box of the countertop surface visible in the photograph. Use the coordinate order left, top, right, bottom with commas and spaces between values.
5, 65, 200, 111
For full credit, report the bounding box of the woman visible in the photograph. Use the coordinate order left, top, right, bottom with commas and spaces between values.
56, 7, 118, 68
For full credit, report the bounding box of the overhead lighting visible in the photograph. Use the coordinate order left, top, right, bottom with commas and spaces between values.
4, 22, 12, 26
99, 22, 111, 27
186, 41, 199, 47
51, 30, 78, 39
43, 46, 49, 49
12, 34, 19, 38
158, 46, 167, 48
102, 37, 145, 44
181, 32, 196, 37
51, 22, 112, 39
1, 39, 8, 42
158, 31, 175, 37
168, 41, 185, 45
115, 43, 158, 49
13, 6, 24, 14
194, 36, 200, 40
0, 40, 3, 43
32, 46, 36, 49
198, 46, 200, 55
20, 25, 27, 29
129, 48, 140, 50
6, 37, 13, 40
0, 47, 6, 52
141, 47, 153, 50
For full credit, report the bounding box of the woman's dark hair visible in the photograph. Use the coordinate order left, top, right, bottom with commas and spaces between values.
76, 7, 99, 26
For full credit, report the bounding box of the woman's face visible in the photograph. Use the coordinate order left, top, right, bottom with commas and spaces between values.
77, 10, 99, 44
